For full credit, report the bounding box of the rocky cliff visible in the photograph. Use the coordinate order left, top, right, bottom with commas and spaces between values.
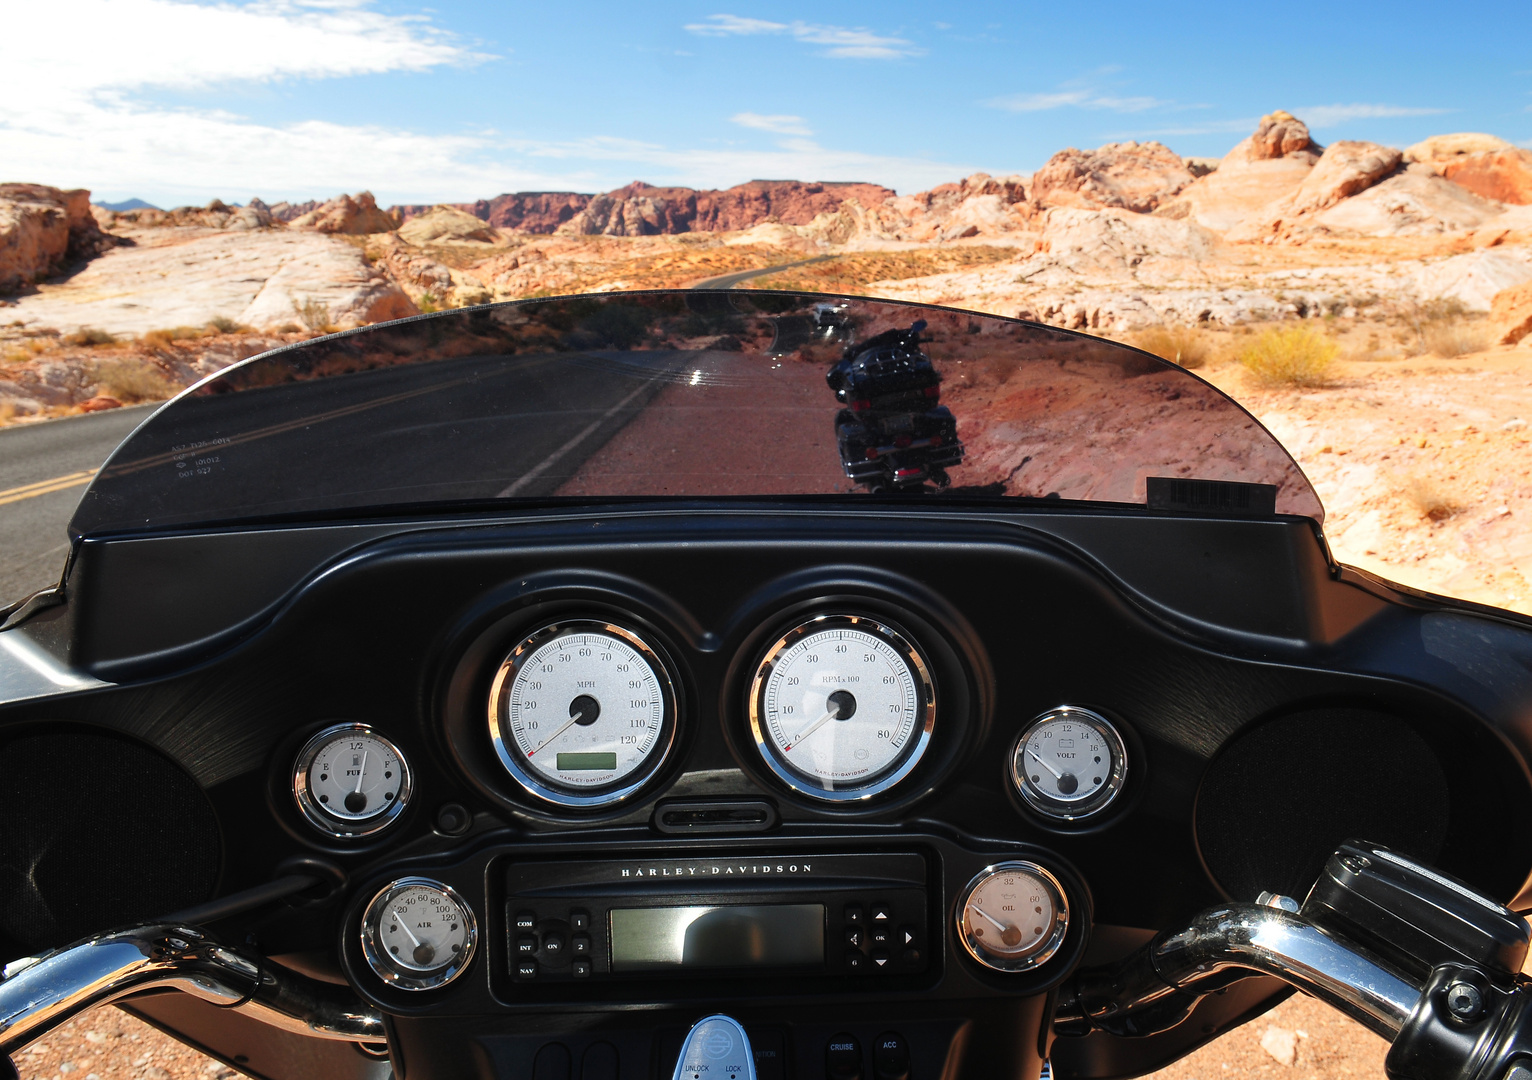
0, 184, 116, 294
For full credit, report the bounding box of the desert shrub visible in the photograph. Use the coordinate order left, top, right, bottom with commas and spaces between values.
1404, 476, 1464, 522
1422, 321, 1489, 358
91, 358, 178, 403
1129, 325, 1213, 369
417, 292, 444, 314
275, 322, 303, 334
65, 326, 116, 346
293, 297, 337, 333
142, 326, 206, 348
1238, 325, 1337, 387
206, 315, 252, 334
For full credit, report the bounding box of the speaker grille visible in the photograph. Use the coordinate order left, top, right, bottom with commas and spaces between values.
1195, 708, 1449, 902
0, 728, 221, 956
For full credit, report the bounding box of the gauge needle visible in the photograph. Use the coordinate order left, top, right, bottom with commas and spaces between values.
354, 750, 368, 793
392, 916, 423, 948
529, 716, 581, 756
784, 709, 836, 751
1027, 749, 1066, 780
971, 904, 1011, 933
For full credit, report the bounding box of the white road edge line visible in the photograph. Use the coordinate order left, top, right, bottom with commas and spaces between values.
496, 375, 662, 498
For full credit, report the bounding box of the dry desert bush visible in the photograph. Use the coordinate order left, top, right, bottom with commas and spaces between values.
64, 326, 115, 346
1128, 324, 1214, 369
1238, 324, 1338, 387
91, 358, 178, 403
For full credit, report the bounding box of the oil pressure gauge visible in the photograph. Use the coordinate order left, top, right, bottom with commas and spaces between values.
957, 862, 1069, 972
293, 723, 412, 838
360, 878, 477, 991
1011, 707, 1127, 821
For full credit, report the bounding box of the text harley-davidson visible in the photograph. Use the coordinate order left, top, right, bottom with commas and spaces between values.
3, 290, 1531, 1080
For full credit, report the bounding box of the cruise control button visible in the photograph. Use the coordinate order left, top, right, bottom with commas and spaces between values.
516, 935, 537, 955
571, 934, 591, 956
517, 959, 538, 979
572, 959, 591, 978
827, 1033, 863, 1080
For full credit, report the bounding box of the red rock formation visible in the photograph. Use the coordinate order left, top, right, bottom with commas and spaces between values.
1030, 141, 1195, 213
1491, 281, 1532, 346
1237, 110, 1318, 161
0, 184, 116, 294
1439, 149, 1532, 206
290, 191, 399, 235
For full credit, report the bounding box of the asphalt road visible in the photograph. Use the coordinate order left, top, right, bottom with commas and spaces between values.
0, 405, 156, 607
690, 256, 835, 290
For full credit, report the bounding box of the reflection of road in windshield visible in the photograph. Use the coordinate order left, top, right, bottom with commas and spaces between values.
553, 348, 846, 497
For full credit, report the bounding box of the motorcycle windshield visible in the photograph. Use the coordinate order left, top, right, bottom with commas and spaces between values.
69, 290, 1323, 537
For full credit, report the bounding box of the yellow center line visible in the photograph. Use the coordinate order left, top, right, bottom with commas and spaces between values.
0, 469, 98, 507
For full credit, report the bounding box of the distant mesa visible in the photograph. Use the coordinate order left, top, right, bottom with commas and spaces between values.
99, 197, 159, 212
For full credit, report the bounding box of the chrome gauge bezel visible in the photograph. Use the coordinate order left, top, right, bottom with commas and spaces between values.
292, 723, 413, 838
956, 861, 1070, 973
486, 619, 680, 809
1010, 706, 1129, 822
747, 613, 937, 803
360, 877, 478, 991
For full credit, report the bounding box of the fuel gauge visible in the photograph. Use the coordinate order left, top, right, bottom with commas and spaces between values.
293, 723, 412, 838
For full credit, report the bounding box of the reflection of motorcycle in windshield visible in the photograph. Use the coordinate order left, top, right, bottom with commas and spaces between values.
828, 319, 966, 492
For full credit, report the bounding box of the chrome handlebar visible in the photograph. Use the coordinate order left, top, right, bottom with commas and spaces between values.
0, 924, 384, 1056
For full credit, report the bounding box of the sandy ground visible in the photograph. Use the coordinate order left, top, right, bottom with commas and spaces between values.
11, 994, 1388, 1080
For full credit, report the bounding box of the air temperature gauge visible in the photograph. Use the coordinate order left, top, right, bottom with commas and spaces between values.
360, 878, 477, 991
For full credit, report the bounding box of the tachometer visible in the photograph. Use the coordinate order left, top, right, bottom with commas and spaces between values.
487, 620, 678, 808
748, 614, 936, 801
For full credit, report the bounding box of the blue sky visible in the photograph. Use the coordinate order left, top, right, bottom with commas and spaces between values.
2, 0, 1528, 207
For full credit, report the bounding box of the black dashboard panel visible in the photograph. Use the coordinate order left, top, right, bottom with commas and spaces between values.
6, 503, 1532, 1079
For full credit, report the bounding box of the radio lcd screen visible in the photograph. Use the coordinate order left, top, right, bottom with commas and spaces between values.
608, 904, 825, 971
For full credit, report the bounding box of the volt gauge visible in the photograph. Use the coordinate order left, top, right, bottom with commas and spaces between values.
1011, 707, 1128, 821
487, 620, 679, 808
293, 723, 412, 838
360, 878, 477, 991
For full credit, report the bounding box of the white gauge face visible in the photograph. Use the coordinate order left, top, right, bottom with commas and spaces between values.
293, 724, 412, 837
1011, 707, 1127, 820
489, 621, 677, 806
361, 879, 477, 990
750, 615, 936, 800
958, 862, 1069, 972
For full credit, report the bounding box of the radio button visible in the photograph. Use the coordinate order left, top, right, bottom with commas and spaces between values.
571, 934, 591, 956
569, 910, 590, 932
572, 959, 591, 978
845, 927, 864, 949
844, 904, 864, 926
516, 959, 538, 979
516, 935, 537, 956
845, 950, 866, 972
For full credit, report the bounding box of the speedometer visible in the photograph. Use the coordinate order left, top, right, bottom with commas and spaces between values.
487, 620, 679, 808
748, 614, 936, 801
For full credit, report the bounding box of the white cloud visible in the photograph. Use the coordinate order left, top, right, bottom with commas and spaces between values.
987, 90, 1168, 114
731, 113, 814, 136
1299, 103, 1452, 128
683, 15, 922, 59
